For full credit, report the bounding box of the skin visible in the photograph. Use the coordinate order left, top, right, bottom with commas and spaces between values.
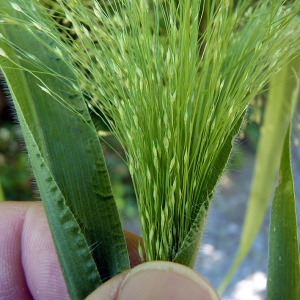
0, 201, 219, 300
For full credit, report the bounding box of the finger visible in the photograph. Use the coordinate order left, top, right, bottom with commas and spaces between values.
22, 204, 144, 298
1, 201, 145, 300
86, 261, 220, 300
21, 202, 69, 300
0, 202, 33, 300
123, 230, 144, 267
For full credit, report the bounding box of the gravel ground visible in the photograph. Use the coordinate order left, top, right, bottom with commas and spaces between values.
124, 132, 300, 300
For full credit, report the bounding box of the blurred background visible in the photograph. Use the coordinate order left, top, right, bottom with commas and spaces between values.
1, 77, 299, 299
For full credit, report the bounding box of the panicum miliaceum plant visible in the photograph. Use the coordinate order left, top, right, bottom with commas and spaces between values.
47, 0, 300, 264
0, 0, 299, 297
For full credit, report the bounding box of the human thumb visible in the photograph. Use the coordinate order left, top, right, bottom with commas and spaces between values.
86, 261, 219, 300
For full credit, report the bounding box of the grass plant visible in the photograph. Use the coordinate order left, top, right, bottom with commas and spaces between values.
0, 0, 299, 298
46, 0, 299, 265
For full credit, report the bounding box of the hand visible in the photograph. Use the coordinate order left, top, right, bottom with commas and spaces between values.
0, 201, 219, 299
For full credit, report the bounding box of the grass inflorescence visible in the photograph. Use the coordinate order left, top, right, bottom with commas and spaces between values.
1, 0, 300, 265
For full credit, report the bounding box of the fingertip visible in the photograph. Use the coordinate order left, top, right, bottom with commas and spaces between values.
86, 261, 219, 300
21, 202, 69, 299
85, 270, 130, 300
0, 201, 32, 299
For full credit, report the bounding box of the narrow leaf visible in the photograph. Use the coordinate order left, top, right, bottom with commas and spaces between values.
266, 125, 299, 300
10, 102, 102, 298
173, 203, 207, 267
0, 0, 129, 296
219, 55, 300, 294
0, 183, 4, 201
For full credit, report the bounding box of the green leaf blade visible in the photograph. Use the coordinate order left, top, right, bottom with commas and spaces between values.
14, 115, 102, 298
0, 183, 4, 201
219, 55, 300, 294
0, 0, 130, 296
266, 126, 299, 300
